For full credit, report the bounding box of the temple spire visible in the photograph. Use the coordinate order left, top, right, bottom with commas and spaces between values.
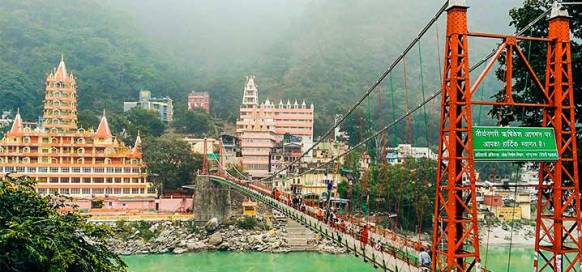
8, 109, 22, 134
54, 55, 68, 81
133, 131, 142, 153
95, 111, 111, 138
242, 75, 258, 106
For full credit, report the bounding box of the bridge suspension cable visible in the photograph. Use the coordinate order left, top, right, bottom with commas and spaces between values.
286, 7, 552, 179
259, 0, 449, 181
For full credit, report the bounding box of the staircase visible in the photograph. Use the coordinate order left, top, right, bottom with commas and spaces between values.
285, 218, 316, 251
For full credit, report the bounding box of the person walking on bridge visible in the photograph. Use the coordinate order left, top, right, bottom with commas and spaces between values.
418, 247, 431, 271
359, 224, 369, 248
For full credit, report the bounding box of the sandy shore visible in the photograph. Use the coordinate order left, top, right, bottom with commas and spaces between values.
479, 224, 535, 246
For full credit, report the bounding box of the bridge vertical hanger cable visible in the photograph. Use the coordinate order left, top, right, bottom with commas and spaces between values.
286, 6, 551, 184
260, 1, 449, 182
506, 164, 521, 272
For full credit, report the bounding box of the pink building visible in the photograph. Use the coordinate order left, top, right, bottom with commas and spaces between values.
187, 91, 210, 113
236, 76, 314, 178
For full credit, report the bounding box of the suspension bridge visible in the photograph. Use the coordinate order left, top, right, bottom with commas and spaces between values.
196, 1, 580, 271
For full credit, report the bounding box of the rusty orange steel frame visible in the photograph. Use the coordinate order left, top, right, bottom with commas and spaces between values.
432, 3, 580, 272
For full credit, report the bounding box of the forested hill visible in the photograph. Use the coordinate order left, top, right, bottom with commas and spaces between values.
0, 0, 191, 120
0, 0, 521, 139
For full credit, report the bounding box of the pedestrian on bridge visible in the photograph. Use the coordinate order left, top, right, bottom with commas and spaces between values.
359, 224, 369, 248
418, 247, 431, 271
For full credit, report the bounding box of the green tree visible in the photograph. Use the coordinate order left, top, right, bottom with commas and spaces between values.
0, 176, 126, 272
338, 159, 436, 232
142, 135, 202, 194
491, 0, 581, 179
172, 108, 214, 136
126, 109, 165, 137
492, 0, 581, 125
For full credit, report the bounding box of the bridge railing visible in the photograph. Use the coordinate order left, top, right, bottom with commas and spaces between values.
206, 174, 422, 272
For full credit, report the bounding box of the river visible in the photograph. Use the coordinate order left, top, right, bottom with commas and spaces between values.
123, 246, 533, 272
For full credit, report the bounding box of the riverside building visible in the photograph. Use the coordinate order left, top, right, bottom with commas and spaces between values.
0, 58, 154, 198
236, 76, 314, 178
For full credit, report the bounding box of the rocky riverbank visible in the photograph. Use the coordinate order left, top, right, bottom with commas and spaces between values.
104, 218, 345, 256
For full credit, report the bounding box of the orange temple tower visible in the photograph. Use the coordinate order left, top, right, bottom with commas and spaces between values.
0, 58, 155, 199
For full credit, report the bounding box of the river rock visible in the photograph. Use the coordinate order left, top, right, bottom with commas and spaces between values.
187, 241, 207, 251
205, 218, 219, 232
208, 232, 223, 246
173, 247, 188, 254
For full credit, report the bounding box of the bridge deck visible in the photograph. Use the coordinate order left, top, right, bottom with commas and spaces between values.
204, 174, 422, 272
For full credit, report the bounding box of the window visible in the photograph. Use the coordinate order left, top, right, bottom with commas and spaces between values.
49, 188, 58, 194
50, 167, 59, 173
82, 178, 91, 183
105, 188, 113, 194
82, 167, 91, 173
72, 167, 81, 173
49, 177, 59, 183
131, 188, 139, 194
114, 178, 121, 183
82, 188, 90, 194
23, 137, 31, 144
93, 188, 104, 194
61, 167, 69, 173
115, 168, 123, 173
113, 188, 122, 194
71, 177, 81, 183
124, 168, 132, 173
28, 167, 36, 173
106, 168, 114, 173
71, 188, 80, 195
59, 188, 70, 194
77, 158, 84, 164
37, 188, 47, 195
77, 148, 84, 154
15, 167, 25, 173
106, 177, 113, 183
61, 177, 70, 183
94, 168, 104, 173
94, 178, 104, 183
123, 188, 130, 194
5, 166, 14, 172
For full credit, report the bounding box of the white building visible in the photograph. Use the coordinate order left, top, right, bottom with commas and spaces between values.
124, 90, 173, 123
385, 144, 437, 164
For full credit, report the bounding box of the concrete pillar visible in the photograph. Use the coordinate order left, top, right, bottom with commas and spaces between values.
192, 176, 232, 222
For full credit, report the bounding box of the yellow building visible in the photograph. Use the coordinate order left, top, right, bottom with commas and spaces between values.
495, 207, 522, 222
242, 200, 257, 217
279, 171, 345, 198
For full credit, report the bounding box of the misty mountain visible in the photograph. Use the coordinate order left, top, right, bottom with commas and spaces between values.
0, 0, 523, 138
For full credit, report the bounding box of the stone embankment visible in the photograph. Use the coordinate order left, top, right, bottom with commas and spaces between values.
104, 217, 345, 256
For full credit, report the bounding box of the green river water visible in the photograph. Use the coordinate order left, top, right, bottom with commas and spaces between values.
123, 247, 533, 272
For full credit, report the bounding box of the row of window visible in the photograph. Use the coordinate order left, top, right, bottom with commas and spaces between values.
0, 157, 140, 165
37, 187, 153, 195
40, 177, 145, 183
244, 163, 269, 170
0, 166, 143, 174
1, 146, 116, 154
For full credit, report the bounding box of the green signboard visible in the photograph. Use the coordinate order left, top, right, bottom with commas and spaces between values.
472, 126, 558, 161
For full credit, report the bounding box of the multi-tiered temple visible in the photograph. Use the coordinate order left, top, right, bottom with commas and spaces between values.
0, 58, 154, 198
236, 76, 314, 178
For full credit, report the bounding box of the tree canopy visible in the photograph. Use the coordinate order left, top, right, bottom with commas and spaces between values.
142, 135, 202, 193
0, 176, 126, 272
172, 108, 214, 136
